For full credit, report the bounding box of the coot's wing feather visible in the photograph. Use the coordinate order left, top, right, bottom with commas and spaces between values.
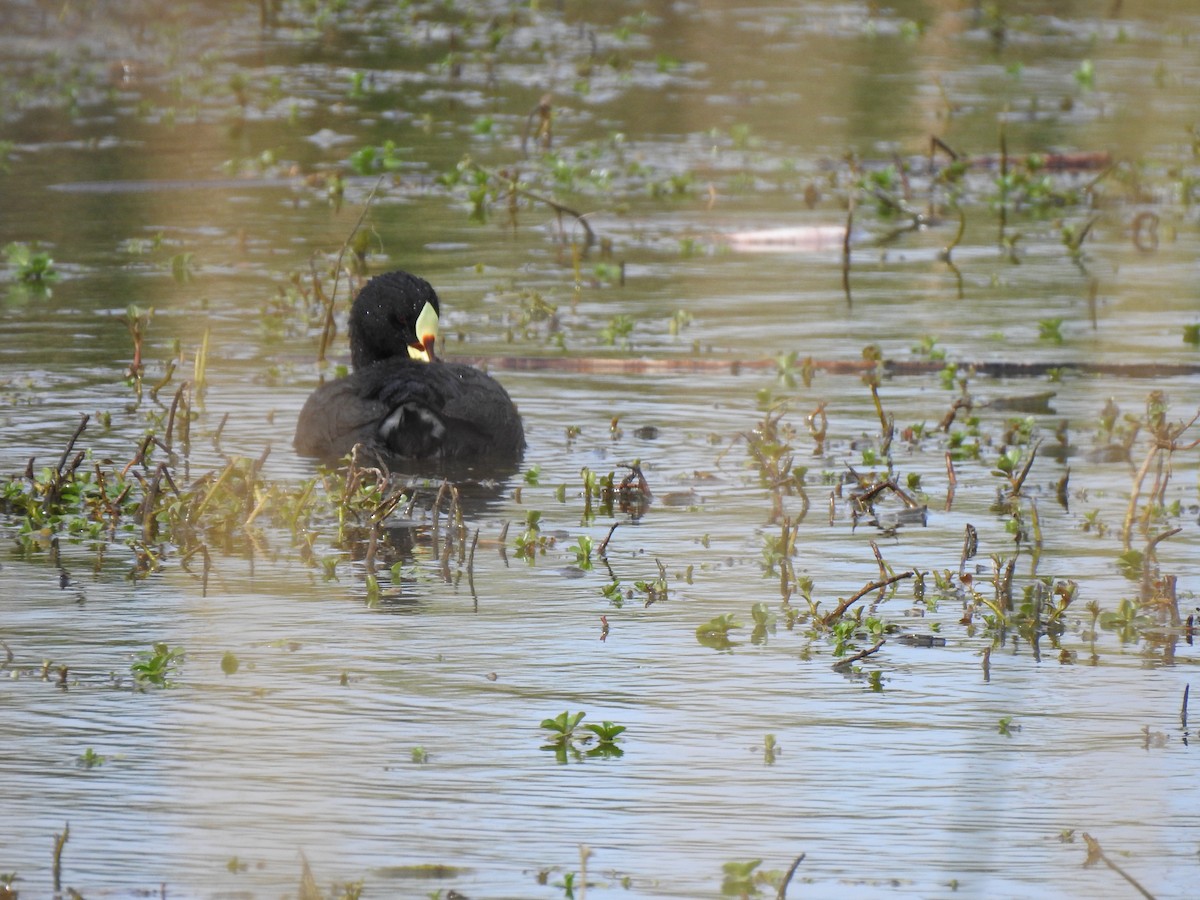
435, 364, 525, 456
293, 371, 390, 462
376, 362, 523, 460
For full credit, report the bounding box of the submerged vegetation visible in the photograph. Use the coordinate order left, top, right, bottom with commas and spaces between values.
4, 303, 1194, 683
1, 0, 1199, 897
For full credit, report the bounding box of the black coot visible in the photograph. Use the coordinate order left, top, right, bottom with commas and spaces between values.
294, 270, 525, 466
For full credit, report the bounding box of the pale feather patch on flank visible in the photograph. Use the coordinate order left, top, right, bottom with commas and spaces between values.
379, 403, 446, 442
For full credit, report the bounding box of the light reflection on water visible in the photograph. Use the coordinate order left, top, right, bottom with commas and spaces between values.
3, 563, 1193, 899
2, 0, 1199, 897
4, 360, 1195, 897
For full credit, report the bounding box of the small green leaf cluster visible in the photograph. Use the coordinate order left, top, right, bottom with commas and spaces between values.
131, 642, 185, 690
4, 241, 58, 283
539, 711, 626, 762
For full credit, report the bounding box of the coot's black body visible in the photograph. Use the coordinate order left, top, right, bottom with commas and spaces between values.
295, 357, 524, 462
293, 270, 524, 467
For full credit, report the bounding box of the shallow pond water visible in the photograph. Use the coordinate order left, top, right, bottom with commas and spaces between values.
2, 2, 1199, 898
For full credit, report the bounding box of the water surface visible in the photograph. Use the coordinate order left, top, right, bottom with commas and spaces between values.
2, 2, 1198, 897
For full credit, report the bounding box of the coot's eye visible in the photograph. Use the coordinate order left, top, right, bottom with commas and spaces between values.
387, 312, 408, 332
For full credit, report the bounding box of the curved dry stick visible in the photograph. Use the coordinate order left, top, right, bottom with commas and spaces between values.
1009, 438, 1041, 498
598, 521, 620, 556
56, 414, 89, 477
520, 93, 553, 158
943, 205, 966, 299
1081, 833, 1155, 900
833, 637, 886, 670
318, 173, 387, 363
822, 571, 914, 625
1132, 211, 1159, 252
1139, 526, 1183, 601
465, 161, 595, 247
776, 853, 807, 900
52, 822, 69, 893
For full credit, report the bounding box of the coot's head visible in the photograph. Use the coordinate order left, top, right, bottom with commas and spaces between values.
349, 270, 441, 370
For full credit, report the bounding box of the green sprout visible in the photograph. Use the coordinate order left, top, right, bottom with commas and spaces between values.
4, 241, 58, 283
130, 642, 185, 690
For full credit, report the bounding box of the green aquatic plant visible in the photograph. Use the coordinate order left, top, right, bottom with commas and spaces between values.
438, 155, 600, 243
1081, 509, 1109, 537
1119, 392, 1200, 554
77, 748, 106, 769
992, 439, 1040, 499
601, 578, 623, 605
347, 140, 406, 175
123, 304, 154, 394
514, 509, 553, 561
830, 615, 886, 657
1074, 59, 1096, 91
721, 861, 761, 895
540, 710, 586, 747
696, 613, 741, 650
760, 518, 798, 578
947, 424, 982, 461
632, 559, 669, 605
737, 400, 809, 524
720, 858, 767, 896
131, 642, 184, 690
858, 164, 906, 218
649, 169, 695, 198
1061, 216, 1098, 262
4, 241, 58, 283
600, 313, 634, 347
582, 720, 626, 746
762, 734, 779, 765
553, 870, 579, 898
911, 334, 946, 359
571, 534, 594, 570
1098, 597, 1153, 644
1115, 549, 1143, 582
937, 361, 960, 391
1037, 317, 1064, 344
170, 251, 194, 284
749, 602, 776, 645
0, 402, 446, 599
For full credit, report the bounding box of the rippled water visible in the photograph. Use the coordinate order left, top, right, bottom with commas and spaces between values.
2, 1, 1198, 897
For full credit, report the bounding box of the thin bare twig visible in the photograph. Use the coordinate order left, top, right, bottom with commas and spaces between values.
776, 853, 807, 900
465, 160, 595, 247
598, 522, 619, 556
833, 638, 886, 670
1081, 833, 1156, 900
318, 173, 387, 362
822, 571, 914, 625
